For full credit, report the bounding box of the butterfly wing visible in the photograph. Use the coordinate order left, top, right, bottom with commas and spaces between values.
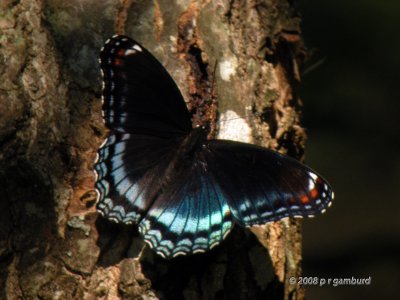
96, 35, 191, 224
100, 35, 192, 137
95, 133, 180, 224
205, 140, 333, 226
138, 152, 233, 259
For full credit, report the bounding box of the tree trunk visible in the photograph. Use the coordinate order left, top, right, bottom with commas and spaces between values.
0, 0, 306, 299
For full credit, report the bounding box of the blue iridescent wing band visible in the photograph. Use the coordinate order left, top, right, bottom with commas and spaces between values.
138, 155, 233, 258
95, 132, 179, 224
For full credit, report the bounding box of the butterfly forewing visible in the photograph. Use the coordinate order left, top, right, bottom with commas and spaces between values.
100, 35, 192, 137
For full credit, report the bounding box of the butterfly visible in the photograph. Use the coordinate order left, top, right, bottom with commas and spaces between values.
94, 35, 333, 259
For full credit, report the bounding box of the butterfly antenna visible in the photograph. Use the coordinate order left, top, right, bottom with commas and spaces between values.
206, 60, 219, 139
303, 57, 326, 76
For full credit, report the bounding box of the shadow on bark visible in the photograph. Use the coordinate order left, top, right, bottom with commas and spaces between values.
0, 162, 58, 298
96, 219, 284, 299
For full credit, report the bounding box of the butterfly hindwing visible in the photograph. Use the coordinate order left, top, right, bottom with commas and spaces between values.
138, 151, 233, 258
206, 140, 333, 226
95, 132, 181, 224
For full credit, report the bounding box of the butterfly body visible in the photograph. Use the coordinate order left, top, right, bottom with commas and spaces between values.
95, 35, 333, 259
174, 127, 209, 160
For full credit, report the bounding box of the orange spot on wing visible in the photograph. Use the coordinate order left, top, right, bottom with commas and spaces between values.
300, 195, 309, 204
113, 58, 123, 66
310, 188, 318, 198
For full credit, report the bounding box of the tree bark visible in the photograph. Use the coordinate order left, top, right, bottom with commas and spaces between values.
0, 0, 306, 299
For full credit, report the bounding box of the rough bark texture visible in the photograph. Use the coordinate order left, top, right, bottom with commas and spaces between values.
0, 0, 306, 299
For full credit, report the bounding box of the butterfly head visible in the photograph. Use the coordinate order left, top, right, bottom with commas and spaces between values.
194, 123, 209, 131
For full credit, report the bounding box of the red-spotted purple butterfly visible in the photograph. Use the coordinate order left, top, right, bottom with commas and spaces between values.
94, 35, 333, 259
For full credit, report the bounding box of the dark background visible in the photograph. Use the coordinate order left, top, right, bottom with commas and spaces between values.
298, 0, 400, 299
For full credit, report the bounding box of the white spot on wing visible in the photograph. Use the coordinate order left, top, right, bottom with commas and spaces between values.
125, 49, 136, 56
309, 172, 318, 181
275, 207, 287, 214
94, 189, 100, 202
133, 44, 142, 52
193, 248, 206, 254
99, 138, 108, 148
308, 178, 315, 191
